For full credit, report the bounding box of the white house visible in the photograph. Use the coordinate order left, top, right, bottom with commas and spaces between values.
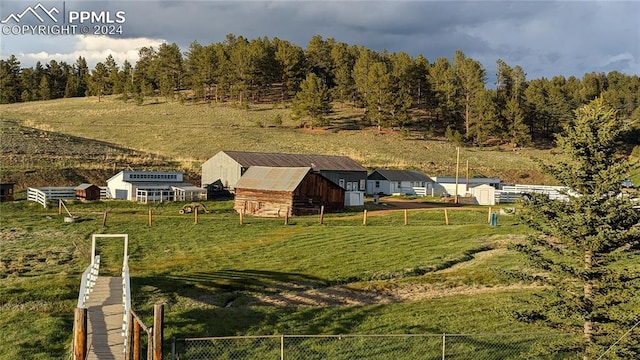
367, 170, 433, 196
106, 171, 206, 203
431, 177, 501, 197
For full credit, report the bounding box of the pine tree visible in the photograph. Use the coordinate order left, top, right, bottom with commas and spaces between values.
291, 72, 332, 127
0, 55, 22, 103
513, 97, 640, 359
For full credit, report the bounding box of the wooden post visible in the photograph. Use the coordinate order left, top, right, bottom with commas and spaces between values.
59, 199, 63, 215
102, 211, 108, 227
444, 209, 449, 225
239, 210, 244, 225
153, 303, 164, 360
133, 319, 141, 360
363, 209, 368, 225
488, 207, 492, 224
148, 209, 153, 227
404, 209, 408, 226
454, 147, 460, 204
126, 311, 134, 360
194, 207, 199, 225
73, 308, 87, 360
319, 205, 325, 225
147, 330, 153, 360
284, 207, 289, 225
466, 160, 469, 192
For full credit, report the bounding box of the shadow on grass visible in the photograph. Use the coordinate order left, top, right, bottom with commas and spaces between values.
131, 269, 421, 338
132, 269, 329, 308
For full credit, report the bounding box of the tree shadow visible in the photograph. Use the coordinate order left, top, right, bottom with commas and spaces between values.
130, 269, 420, 338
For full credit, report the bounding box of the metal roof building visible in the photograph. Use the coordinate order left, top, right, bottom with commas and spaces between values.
201, 151, 368, 192
234, 166, 345, 217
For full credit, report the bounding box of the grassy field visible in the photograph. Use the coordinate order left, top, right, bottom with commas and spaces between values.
0, 96, 570, 189
0, 97, 638, 359
0, 199, 581, 359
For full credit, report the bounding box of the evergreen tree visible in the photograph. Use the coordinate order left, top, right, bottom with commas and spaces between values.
291, 72, 332, 127
274, 38, 305, 101
429, 57, 459, 129
453, 50, 486, 137
104, 55, 120, 94
513, 98, 640, 359
0, 55, 22, 103
89, 62, 108, 102
469, 88, 501, 144
155, 43, 184, 101
39, 75, 51, 100
305, 35, 335, 86
330, 42, 357, 103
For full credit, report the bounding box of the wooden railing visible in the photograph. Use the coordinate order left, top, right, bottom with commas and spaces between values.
122, 256, 132, 355
27, 187, 75, 207
77, 256, 100, 309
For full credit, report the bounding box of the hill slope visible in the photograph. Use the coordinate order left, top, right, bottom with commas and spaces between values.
0, 96, 573, 188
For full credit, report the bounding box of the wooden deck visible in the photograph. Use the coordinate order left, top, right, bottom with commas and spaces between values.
85, 277, 125, 360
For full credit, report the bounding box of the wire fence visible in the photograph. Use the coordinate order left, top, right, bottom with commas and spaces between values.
171, 333, 580, 360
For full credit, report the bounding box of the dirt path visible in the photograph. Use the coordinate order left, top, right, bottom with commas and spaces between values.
251, 283, 539, 307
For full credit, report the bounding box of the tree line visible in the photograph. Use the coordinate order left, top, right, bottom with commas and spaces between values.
1, 34, 639, 146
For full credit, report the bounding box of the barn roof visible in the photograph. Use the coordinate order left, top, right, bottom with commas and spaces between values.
235, 166, 311, 192
222, 151, 367, 172
369, 169, 432, 182
75, 183, 98, 190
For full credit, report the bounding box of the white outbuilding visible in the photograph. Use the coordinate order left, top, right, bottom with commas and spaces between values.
106, 171, 206, 203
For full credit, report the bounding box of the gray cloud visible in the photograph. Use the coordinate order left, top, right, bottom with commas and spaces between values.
1, 0, 638, 81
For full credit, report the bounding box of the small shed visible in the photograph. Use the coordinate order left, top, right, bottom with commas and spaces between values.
234, 166, 345, 217
75, 183, 101, 201
0, 183, 15, 202
470, 184, 496, 205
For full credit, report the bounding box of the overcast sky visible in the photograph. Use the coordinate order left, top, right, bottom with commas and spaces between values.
1, 0, 639, 84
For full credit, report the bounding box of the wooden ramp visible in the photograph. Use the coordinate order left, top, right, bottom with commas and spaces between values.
85, 276, 125, 360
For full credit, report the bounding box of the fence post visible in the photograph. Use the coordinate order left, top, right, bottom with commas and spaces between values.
102, 211, 108, 227
404, 210, 408, 225
444, 209, 449, 225
149, 209, 153, 227
126, 311, 134, 360
239, 210, 244, 225
487, 207, 492, 224
320, 206, 324, 225
171, 336, 176, 360
153, 304, 164, 360
133, 319, 141, 360
280, 335, 284, 360
442, 333, 446, 360
194, 207, 199, 225
73, 307, 87, 360
59, 199, 63, 215
284, 207, 289, 225
147, 329, 153, 360
363, 209, 368, 225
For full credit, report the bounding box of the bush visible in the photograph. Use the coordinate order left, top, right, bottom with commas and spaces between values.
445, 126, 463, 145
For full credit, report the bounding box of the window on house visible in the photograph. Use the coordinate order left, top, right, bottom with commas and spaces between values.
375, 181, 380, 188
360, 179, 366, 190
339, 179, 345, 188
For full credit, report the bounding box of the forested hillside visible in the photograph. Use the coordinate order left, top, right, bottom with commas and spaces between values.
1, 34, 639, 147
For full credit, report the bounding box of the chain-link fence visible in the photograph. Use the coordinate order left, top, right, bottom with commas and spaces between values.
171, 333, 579, 360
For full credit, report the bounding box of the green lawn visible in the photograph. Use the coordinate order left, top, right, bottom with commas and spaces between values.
0, 199, 568, 359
